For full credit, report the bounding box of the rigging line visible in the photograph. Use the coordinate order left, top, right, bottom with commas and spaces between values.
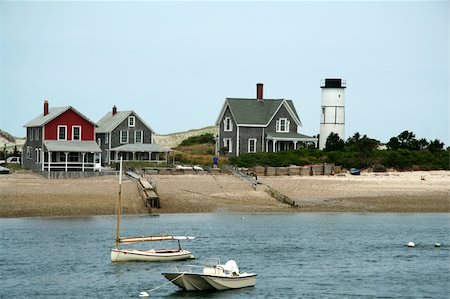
210, 172, 224, 190
142, 272, 185, 294
180, 188, 230, 201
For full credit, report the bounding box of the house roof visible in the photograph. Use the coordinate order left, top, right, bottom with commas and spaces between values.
110, 143, 172, 153
43, 140, 102, 152
96, 111, 154, 133
24, 106, 97, 128
217, 98, 301, 126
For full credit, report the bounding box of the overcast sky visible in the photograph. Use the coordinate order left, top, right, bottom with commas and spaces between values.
0, 1, 448, 145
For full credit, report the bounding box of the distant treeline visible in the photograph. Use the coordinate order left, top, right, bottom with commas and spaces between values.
229, 131, 449, 171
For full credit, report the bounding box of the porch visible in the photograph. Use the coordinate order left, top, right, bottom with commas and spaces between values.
265, 132, 318, 152
109, 143, 173, 164
43, 140, 102, 172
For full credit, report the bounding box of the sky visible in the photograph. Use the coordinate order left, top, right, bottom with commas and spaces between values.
0, 1, 448, 145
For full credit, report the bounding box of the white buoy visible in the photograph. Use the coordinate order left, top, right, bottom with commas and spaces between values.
139, 291, 149, 297
407, 241, 415, 247
435, 243, 441, 247
242, 216, 245, 220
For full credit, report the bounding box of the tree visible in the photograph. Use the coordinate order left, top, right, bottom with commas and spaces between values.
387, 130, 419, 150
346, 132, 361, 146
324, 133, 344, 152
427, 139, 444, 153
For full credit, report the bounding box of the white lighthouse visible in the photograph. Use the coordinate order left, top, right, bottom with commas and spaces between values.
319, 78, 346, 150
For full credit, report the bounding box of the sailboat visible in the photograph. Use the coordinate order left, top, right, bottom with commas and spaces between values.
111, 157, 195, 262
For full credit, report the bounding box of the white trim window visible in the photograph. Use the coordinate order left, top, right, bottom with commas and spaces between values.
248, 138, 257, 153
58, 125, 67, 140
105, 133, 109, 144
128, 116, 135, 127
120, 130, 128, 144
28, 128, 33, 141
135, 131, 143, 143
72, 126, 81, 140
26, 146, 32, 159
276, 118, 290, 133
223, 138, 232, 153
224, 117, 233, 132
97, 138, 101, 146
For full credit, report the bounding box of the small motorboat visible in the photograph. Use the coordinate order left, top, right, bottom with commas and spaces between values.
162, 258, 257, 291
349, 168, 361, 175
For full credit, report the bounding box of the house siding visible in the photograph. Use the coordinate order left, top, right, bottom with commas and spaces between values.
218, 107, 237, 156
238, 127, 264, 154
267, 104, 298, 133
110, 113, 153, 149
95, 133, 108, 163
23, 127, 43, 171
44, 109, 95, 140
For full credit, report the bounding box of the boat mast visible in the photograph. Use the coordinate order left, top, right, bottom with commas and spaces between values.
115, 157, 123, 249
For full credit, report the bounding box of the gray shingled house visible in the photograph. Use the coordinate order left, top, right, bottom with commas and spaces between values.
215, 83, 317, 156
95, 106, 171, 165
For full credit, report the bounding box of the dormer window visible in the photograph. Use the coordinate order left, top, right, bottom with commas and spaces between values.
224, 117, 232, 132
128, 116, 135, 127
276, 118, 290, 133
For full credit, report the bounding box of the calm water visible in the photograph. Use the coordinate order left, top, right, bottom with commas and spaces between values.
1, 214, 449, 298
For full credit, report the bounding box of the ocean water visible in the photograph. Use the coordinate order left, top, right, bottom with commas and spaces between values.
1, 213, 449, 298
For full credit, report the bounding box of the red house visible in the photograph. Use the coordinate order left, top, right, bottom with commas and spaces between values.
23, 100, 102, 172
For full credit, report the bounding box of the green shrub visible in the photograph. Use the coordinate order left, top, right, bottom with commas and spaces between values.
179, 133, 214, 146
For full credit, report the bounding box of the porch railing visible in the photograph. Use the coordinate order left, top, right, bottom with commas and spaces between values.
43, 161, 101, 172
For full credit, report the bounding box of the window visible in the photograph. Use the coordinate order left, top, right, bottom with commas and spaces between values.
105, 133, 109, 144
35, 128, 40, 141
72, 126, 81, 140
97, 138, 101, 146
30, 128, 34, 141
248, 138, 257, 153
276, 118, 290, 133
120, 130, 128, 144
223, 138, 232, 153
35, 148, 39, 163
69, 152, 79, 162
135, 131, 143, 143
26, 146, 31, 159
58, 125, 67, 140
224, 117, 233, 132
128, 116, 135, 127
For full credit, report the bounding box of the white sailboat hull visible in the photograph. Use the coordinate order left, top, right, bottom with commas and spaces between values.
111, 249, 194, 262
162, 272, 257, 291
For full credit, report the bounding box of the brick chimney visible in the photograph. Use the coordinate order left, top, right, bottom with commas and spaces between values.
44, 100, 49, 116
112, 105, 117, 115
256, 83, 263, 101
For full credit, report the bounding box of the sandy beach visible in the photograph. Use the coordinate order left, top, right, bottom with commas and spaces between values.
0, 170, 449, 217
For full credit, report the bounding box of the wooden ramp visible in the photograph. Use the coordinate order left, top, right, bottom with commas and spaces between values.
126, 171, 161, 209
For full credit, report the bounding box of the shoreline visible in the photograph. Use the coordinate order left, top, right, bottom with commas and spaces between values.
0, 170, 449, 218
